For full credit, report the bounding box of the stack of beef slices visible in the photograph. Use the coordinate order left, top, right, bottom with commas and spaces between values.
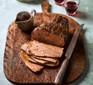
20, 16, 69, 73
20, 40, 64, 72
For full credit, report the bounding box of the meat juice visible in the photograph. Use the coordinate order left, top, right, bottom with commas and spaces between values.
65, 1, 78, 15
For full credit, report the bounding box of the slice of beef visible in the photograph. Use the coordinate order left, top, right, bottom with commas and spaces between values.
31, 57, 59, 67
32, 56, 58, 63
45, 60, 59, 67
20, 51, 44, 73
21, 40, 64, 58
30, 56, 49, 64
31, 27, 65, 47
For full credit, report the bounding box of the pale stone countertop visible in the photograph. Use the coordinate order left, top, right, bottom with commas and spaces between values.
0, 0, 93, 85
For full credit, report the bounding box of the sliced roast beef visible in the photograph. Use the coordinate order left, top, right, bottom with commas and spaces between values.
19, 16, 69, 72
21, 40, 64, 58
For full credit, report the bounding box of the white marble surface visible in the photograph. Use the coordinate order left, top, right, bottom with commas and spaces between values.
0, 0, 93, 85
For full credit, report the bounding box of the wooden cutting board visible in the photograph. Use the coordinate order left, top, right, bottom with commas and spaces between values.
3, 1, 86, 84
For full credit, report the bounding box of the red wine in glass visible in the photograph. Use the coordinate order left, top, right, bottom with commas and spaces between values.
65, 1, 78, 15
54, 0, 65, 6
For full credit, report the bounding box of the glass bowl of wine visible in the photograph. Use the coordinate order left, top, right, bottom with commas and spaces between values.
64, 0, 80, 16
54, 0, 65, 6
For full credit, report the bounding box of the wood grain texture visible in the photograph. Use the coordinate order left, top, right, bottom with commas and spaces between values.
3, 1, 86, 84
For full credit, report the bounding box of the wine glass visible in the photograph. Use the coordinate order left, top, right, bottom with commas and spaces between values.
54, 0, 65, 6
64, 0, 80, 16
